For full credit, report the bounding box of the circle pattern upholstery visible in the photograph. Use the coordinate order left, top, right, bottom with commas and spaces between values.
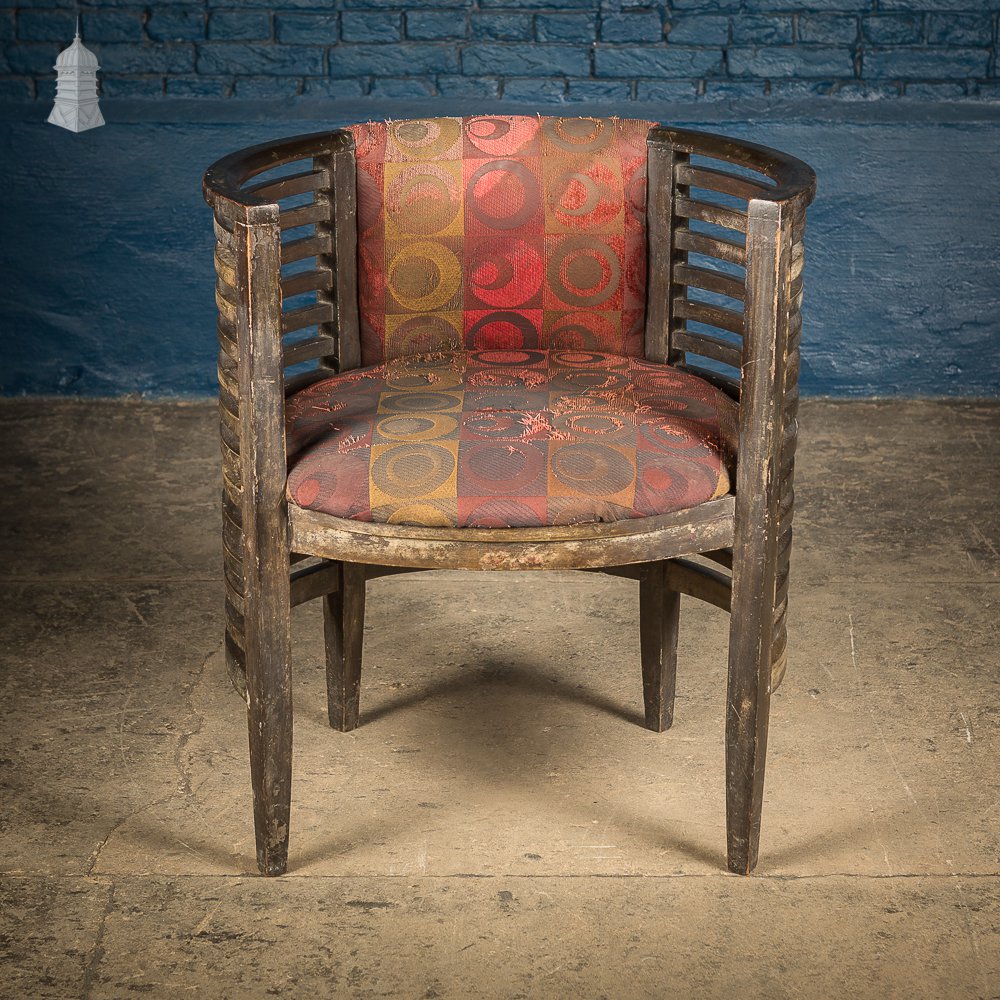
349, 116, 655, 365
285, 350, 739, 529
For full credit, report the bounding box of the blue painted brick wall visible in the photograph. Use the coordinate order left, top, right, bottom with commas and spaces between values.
2, 0, 998, 103
2, 2, 1000, 398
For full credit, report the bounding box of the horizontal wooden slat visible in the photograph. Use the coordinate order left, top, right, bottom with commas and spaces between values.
791, 240, 805, 280
281, 302, 335, 336
673, 298, 745, 336
290, 561, 342, 607
675, 163, 772, 202
788, 309, 803, 342
365, 565, 425, 581
784, 347, 801, 388
279, 201, 327, 231
284, 368, 336, 398
586, 564, 646, 581
772, 599, 788, 645
281, 233, 332, 265
674, 363, 740, 400
776, 524, 793, 565
282, 334, 337, 368
214, 247, 237, 288
781, 442, 795, 482
215, 273, 238, 307
770, 626, 787, 669
222, 521, 244, 570
779, 476, 794, 510
215, 287, 238, 326
664, 558, 732, 612
213, 216, 235, 242
225, 626, 245, 658
225, 585, 245, 626
224, 631, 247, 697
224, 546, 245, 598
218, 381, 239, 425
675, 195, 748, 234
782, 418, 797, 452
783, 384, 800, 423
702, 548, 733, 570
217, 321, 238, 361
675, 227, 746, 266
673, 330, 743, 369
218, 405, 240, 454
674, 263, 745, 302
246, 168, 330, 201
221, 440, 242, 493
281, 267, 333, 299
217, 364, 240, 415
774, 567, 790, 612
223, 492, 243, 536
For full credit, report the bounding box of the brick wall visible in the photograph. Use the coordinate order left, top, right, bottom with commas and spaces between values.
1, 0, 998, 104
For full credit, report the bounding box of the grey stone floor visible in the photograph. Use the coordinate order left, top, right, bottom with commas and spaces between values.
0, 399, 998, 999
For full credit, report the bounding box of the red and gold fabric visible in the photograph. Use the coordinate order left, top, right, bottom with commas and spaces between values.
285, 350, 738, 529
348, 116, 655, 366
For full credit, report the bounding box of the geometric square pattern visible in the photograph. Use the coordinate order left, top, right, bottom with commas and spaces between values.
349, 116, 656, 365
285, 350, 739, 528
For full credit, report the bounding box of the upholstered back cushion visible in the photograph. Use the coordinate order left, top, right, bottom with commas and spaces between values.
348, 116, 655, 366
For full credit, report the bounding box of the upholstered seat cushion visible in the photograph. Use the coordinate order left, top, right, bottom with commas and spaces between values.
285, 349, 738, 529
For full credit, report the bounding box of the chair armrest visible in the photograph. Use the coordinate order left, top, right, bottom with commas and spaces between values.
646, 126, 815, 685
206, 131, 357, 677
204, 130, 353, 224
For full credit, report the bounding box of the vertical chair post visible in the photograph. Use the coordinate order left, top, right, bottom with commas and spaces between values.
313, 138, 361, 374
639, 562, 680, 732
234, 208, 293, 877
644, 138, 687, 365
725, 197, 790, 875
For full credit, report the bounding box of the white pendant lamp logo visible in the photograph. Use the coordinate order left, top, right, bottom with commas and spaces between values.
48, 18, 105, 133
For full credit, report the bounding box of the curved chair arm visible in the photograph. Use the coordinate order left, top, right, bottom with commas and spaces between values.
651, 125, 816, 207
204, 130, 353, 221
204, 129, 359, 697
645, 126, 815, 691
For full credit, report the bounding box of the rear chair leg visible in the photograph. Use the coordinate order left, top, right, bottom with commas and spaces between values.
324, 561, 366, 731
639, 562, 681, 732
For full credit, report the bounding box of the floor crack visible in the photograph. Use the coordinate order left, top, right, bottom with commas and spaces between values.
80, 879, 115, 1000
174, 642, 221, 801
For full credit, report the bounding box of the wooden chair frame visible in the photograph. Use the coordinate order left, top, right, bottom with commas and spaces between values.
203, 120, 816, 877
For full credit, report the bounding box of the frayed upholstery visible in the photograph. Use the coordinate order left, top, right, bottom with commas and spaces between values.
286, 349, 737, 528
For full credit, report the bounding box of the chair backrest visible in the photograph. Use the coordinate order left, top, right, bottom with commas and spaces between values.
348, 115, 655, 366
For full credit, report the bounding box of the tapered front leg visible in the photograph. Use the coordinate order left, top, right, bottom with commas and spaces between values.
324, 561, 366, 731
245, 610, 293, 877
639, 562, 681, 732
725, 568, 773, 875
239, 466, 293, 878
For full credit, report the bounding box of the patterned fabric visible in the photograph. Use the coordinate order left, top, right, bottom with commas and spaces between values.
348, 116, 655, 366
285, 350, 738, 528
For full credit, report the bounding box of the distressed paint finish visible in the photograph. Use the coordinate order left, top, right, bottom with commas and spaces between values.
204, 120, 815, 877
1, 107, 998, 397
5, 0, 1000, 103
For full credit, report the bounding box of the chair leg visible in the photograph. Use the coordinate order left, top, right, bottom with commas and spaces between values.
324, 561, 366, 732
639, 562, 680, 733
243, 563, 293, 877
725, 569, 775, 876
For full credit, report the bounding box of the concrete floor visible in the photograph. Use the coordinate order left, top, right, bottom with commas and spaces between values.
0, 398, 998, 999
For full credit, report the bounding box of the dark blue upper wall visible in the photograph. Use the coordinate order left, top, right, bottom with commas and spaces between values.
2, 0, 999, 102
1, 2, 999, 398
